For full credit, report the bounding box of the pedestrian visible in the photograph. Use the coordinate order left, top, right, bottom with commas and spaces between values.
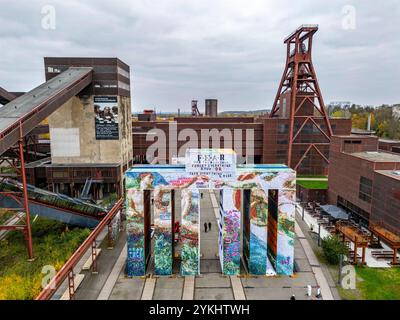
306, 285, 312, 297
316, 286, 321, 299
290, 294, 296, 301
208, 222, 212, 231
204, 222, 208, 233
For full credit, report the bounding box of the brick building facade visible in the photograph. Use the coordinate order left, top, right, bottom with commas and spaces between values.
328, 135, 400, 230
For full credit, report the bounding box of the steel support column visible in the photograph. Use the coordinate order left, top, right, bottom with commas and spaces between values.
19, 123, 34, 260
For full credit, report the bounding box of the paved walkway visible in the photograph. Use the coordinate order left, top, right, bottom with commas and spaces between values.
296, 208, 339, 300
74, 191, 331, 300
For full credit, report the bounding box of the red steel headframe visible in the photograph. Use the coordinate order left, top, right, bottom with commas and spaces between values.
270, 25, 333, 170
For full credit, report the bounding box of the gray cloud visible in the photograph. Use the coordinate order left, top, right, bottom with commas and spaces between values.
0, 0, 399, 112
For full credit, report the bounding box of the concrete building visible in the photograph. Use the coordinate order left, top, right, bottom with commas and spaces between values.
328, 135, 400, 229
28, 58, 133, 198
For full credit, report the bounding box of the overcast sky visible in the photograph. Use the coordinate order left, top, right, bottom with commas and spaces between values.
0, 0, 399, 112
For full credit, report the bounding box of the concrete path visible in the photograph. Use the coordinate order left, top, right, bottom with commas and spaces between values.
97, 244, 127, 300
141, 277, 156, 300
295, 210, 334, 300
71, 227, 125, 300
182, 276, 195, 300
230, 276, 246, 300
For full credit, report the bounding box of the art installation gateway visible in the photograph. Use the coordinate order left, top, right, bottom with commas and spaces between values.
125, 149, 296, 277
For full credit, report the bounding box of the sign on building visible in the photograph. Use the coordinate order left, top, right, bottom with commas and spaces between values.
94, 96, 119, 140
185, 149, 236, 180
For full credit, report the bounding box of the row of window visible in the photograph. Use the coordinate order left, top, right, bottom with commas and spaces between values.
277, 123, 337, 134
51, 170, 116, 179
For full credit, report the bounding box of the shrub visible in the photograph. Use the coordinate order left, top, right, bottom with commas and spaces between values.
321, 235, 348, 265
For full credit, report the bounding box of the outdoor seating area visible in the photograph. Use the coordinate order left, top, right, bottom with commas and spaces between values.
369, 221, 400, 265
298, 202, 400, 268
304, 202, 338, 235
336, 220, 370, 265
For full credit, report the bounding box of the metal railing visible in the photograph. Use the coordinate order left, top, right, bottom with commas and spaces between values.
35, 198, 123, 300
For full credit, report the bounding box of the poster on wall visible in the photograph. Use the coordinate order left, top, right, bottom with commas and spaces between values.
94, 96, 119, 140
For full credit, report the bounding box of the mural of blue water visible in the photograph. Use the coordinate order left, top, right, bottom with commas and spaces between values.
249, 232, 267, 275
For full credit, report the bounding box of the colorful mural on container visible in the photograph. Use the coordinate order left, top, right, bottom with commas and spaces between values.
219, 189, 241, 275
276, 190, 296, 275
125, 149, 296, 277
154, 188, 173, 275
126, 189, 146, 277
248, 189, 268, 275
181, 188, 200, 275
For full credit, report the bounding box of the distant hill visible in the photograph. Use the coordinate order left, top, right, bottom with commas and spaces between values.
133, 109, 269, 118
219, 109, 269, 116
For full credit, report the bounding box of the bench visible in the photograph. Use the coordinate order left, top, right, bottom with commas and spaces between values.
82, 248, 102, 271
59, 274, 85, 300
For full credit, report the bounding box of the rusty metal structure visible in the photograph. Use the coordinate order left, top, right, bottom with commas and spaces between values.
191, 100, 202, 116
270, 25, 333, 170
0, 67, 93, 259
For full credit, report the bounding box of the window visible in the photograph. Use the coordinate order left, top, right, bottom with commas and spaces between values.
52, 171, 68, 178
47, 66, 64, 73
344, 140, 361, 145
278, 124, 288, 134
118, 81, 130, 91
359, 176, 372, 203
117, 67, 130, 79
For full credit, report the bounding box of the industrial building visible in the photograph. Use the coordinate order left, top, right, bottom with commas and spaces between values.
328, 135, 400, 231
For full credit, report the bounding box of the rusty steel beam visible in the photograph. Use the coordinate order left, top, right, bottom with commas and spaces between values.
35, 198, 123, 300
0, 68, 93, 155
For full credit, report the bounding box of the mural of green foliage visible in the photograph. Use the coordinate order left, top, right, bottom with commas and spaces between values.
154, 234, 172, 275
181, 244, 199, 275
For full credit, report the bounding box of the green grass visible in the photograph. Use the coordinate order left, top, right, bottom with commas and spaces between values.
297, 174, 328, 179
0, 217, 90, 300
354, 267, 400, 300
297, 180, 328, 189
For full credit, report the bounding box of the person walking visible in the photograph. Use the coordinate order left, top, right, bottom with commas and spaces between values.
290, 294, 296, 301
204, 222, 208, 233
208, 222, 212, 231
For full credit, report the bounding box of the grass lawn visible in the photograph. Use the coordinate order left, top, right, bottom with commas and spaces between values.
0, 217, 90, 300
354, 267, 400, 300
297, 180, 328, 189
314, 241, 400, 300
297, 174, 328, 179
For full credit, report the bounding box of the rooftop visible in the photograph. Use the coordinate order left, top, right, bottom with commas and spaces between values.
375, 170, 400, 181
351, 128, 376, 135
379, 138, 400, 144
351, 151, 400, 162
